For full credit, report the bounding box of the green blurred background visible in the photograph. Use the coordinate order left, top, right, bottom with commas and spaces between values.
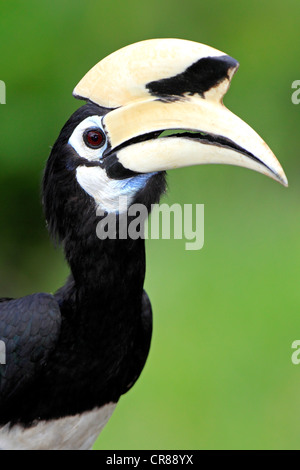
0, 0, 300, 450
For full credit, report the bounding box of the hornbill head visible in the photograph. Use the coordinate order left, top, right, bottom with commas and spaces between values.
44, 38, 287, 238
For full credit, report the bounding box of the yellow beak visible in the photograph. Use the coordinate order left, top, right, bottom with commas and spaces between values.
73, 38, 288, 186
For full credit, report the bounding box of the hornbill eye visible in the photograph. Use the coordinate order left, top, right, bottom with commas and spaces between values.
83, 128, 106, 149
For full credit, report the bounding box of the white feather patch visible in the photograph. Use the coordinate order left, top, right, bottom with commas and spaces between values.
0, 403, 116, 450
76, 166, 135, 213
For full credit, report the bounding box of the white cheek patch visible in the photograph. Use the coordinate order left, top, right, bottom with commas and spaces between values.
76, 166, 134, 213
76, 166, 156, 213
68, 115, 108, 161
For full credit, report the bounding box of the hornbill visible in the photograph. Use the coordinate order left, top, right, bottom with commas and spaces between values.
0, 39, 287, 450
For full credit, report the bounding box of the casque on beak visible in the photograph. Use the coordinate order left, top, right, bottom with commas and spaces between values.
73, 38, 288, 187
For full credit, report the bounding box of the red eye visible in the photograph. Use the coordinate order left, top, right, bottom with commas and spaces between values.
83, 128, 105, 149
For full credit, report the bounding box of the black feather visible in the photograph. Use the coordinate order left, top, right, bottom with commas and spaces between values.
0, 103, 166, 426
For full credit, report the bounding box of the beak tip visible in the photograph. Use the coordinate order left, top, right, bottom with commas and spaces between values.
276, 172, 288, 187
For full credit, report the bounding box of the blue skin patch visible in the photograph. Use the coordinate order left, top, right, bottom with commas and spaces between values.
116, 172, 158, 194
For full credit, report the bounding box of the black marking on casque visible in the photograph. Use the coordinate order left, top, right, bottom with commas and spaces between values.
146, 55, 239, 99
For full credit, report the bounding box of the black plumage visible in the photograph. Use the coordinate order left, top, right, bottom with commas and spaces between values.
0, 103, 166, 427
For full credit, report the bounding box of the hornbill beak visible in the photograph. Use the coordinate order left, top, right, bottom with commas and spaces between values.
73, 38, 288, 186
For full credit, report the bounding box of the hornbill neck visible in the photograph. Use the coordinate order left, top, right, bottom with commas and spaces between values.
66, 220, 146, 301
43, 155, 147, 308
59, 207, 147, 310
